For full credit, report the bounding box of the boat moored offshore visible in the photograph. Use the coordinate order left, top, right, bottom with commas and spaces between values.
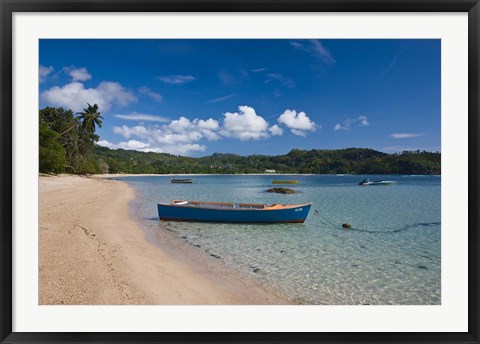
272, 180, 299, 185
358, 178, 397, 186
171, 178, 194, 183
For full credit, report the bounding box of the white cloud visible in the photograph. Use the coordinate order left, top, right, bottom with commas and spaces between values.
251, 67, 268, 73
221, 106, 275, 141
139, 87, 163, 102
390, 133, 425, 139
195, 118, 221, 140
167, 116, 195, 133
106, 106, 287, 155
309, 40, 335, 64
41, 81, 137, 112
97, 140, 117, 149
205, 93, 236, 104
290, 40, 335, 64
113, 125, 149, 139
334, 123, 349, 131
334, 116, 369, 131
289, 129, 306, 137
63, 66, 92, 81
155, 143, 206, 155
277, 109, 317, 136
196, 118, 220, 131
269, 124, 283, 136
117, 140, 150, 150
289, 42, 303, 49
97, 139, 206, 156
158, 131, 203, 145
114, 113, 169, 122
97, 82, 136, 107
110, 116, 221, 156
39, 65, 54, 83
358, 116, 369, 127
157, 75, 196, 85
380, 56, 398, 78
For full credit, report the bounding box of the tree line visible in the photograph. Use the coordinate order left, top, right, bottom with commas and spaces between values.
40, 106, 441, 175
40, 104, 104, 173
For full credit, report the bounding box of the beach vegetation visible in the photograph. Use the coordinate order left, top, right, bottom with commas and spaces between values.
39, 122, 66, 173
39, 105, 103, 174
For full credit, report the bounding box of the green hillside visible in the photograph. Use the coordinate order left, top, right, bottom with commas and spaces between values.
92, 146, 440, 175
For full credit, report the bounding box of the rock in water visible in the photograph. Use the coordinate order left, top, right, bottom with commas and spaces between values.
266, 187, 299, 194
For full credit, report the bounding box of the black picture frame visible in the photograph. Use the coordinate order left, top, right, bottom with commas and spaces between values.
1, 0, 479, 343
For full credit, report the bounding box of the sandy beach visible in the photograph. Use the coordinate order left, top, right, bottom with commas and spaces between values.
39, 174, 288, 305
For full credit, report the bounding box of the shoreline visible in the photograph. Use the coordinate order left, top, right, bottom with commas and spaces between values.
39, 174, 289, 305
90, 173, 441, 178
88, 173, 441, 178
92, 173, 316, 178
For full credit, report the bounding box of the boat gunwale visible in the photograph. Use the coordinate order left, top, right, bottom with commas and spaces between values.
159, 201, 312, 211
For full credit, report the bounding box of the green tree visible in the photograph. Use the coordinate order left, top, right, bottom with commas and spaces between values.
39, 122, 66, 173
40, 107, 81, 169
40, 105, 103, 174
76, 103, 103, 134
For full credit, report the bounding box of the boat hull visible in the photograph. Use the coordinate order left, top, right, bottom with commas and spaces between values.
171, 179, 194, 183
157, 203, 311, 223
360, 181, 396, 186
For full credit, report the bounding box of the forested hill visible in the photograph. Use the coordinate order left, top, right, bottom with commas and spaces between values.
92, 146, 441, 175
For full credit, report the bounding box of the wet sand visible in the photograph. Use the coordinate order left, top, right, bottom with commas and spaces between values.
39, 174, 288, 305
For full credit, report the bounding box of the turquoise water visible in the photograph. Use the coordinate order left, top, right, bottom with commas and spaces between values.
118, 174, 440, 305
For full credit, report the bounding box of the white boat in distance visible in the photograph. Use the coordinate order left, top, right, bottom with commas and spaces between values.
358, 178, 397, 186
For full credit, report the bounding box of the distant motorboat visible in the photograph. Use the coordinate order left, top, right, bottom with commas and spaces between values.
272, 180, 299, 185
359, 178, 397, 186
171, 178, 194, 184
158, 200, 312, 223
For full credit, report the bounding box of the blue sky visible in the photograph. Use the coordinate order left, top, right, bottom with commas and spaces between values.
39, 39, 440, 157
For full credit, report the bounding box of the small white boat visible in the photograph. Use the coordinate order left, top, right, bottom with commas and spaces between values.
359, 178, 397, 186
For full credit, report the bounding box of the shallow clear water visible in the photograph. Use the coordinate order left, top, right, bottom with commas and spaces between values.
117, 174, 440, 305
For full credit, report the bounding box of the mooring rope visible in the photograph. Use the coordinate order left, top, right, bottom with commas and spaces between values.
313, 208, 440, 234
313, 209, 337, 227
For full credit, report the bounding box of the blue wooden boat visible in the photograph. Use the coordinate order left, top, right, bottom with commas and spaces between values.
157, 200, 312, 223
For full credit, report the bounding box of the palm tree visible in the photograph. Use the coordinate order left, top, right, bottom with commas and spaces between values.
76, 103, 103, 134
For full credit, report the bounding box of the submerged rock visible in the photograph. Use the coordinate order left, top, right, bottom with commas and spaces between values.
266, 187, 299, 194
